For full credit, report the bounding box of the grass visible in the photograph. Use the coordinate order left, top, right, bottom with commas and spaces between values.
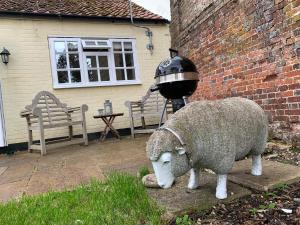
0, 173, 163, 225
138, 166, 150, 179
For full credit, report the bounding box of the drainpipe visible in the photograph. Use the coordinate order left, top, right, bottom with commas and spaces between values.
129, 0, 154, 55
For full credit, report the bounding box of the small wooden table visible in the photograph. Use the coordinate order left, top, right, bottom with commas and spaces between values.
93, 113, 124, 141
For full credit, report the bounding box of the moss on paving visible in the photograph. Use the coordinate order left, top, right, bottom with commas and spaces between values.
0, 173, 163, 225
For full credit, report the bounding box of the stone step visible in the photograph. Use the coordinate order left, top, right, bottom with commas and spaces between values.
228, 159, 300, 191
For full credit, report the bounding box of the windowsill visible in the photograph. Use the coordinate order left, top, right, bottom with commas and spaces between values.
53, 80, 142, 89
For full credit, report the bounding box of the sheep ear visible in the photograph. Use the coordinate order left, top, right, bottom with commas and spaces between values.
175, 146, 186, 155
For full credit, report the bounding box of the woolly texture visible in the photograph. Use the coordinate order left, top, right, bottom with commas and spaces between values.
146, 97, 268, 174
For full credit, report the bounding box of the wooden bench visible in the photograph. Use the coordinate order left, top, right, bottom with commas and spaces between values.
20, 91, 88, 155
125, 86, 172, 138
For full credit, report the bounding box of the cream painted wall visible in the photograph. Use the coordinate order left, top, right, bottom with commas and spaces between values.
0, 17, 170, 144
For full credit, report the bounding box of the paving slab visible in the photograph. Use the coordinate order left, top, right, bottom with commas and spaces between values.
147, 172, 251, 218
26, 166, 105, 196
0, 162, 34, 185
0, 180, 28, 202
228, 159, 300, 191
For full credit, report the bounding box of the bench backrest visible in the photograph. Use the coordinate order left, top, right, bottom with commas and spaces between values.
140, 88, 166, 115
25, 91, 70, 125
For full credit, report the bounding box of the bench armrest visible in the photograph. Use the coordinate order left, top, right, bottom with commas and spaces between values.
68, 105, 88, 113
124, 100, 142, 108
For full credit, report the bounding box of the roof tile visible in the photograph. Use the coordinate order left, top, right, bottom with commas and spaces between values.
0, 0, 167, 22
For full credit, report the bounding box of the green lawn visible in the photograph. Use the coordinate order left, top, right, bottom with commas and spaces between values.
0, 173, 163, 225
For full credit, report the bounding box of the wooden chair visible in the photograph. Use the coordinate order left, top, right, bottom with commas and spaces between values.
20, 91, 88, 155
125, 86, 172, 138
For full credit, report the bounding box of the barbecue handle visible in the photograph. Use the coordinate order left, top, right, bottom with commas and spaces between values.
150, 86, 160, 92
169, 48, 179, 58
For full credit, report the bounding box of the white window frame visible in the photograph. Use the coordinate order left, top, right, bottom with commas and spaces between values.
49, 38, 85, 88
49, 37, 141, 89
82, 39, 112, 50
110, 39, 139, 83
83, 52, 115, 85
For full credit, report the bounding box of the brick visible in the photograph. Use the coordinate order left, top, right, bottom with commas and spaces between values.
285, 109, 300, 115
288, 96, 300, 102
171, 0, 300, 142
289, 116, 299, 122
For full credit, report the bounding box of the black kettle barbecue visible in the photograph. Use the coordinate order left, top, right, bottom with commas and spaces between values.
152, 49, 199, 118
153, 49, 199, 100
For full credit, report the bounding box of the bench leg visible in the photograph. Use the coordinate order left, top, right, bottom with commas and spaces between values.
28, 129, 33, 153
128, 107, 135, 138
130, 116, 135, 138
68, 125, 73, 140
82, 124, 88, 146
26, 117, 33, 153
141, 116, 146, 129
39, 126, 46, 156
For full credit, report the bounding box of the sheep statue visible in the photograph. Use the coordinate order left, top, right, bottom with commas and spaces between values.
146, 97, 268, 199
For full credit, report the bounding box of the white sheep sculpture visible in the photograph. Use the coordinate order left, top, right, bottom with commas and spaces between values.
146, 97, 268, 199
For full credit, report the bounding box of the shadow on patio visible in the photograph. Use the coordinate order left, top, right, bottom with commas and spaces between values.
0, 135, 151, 202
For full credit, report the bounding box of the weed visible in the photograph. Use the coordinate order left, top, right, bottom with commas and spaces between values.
249, 207, 258, 215
274, 183, 289, 191
263, 191, 277, 198
268, 202, 276, 209
258, 203, 276, 210
290, 146, 300, 153
176, 215, 195, 225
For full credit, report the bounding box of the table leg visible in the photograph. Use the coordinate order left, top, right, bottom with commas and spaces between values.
104, 117, 121, 139
100, 116, 120, 141
100, 116, 121, 141
99, 118, 110, 141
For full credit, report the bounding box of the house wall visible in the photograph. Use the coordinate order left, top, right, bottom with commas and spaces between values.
170, 0, 300, 145
0, 16, 170, 145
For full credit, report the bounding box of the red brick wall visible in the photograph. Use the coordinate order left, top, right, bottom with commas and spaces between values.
170, 0, 300, 144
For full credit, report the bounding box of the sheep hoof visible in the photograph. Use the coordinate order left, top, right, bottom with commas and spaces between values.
251, 169, 262, 176
188, 183, 199, 189
216, 192, 227, 200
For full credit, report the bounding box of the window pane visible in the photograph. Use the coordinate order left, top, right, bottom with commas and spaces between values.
86, 56, 97, 68
85, 40, 96, 46
97, 41, 108, 45
57, 71, 69, 83
71, 70, 81, 83
116, 69, 125, 80
88, 70, 98, 82
124, 42, 132, 51
67, 42, 78, 51
114, 53, 124, 67
127, 69, 136, 80
98, 56, 108, 67
113, 42, 122, 51
54, 41, 66, 53
125, 53, 134, 67
69, 54, 80, 68
56, 54, 67, 69
100, 70, 110, 81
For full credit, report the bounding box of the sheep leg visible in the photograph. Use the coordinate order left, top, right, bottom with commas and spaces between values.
188, 168, 200, 189
251, 154, 262, 176
216, 174, 227, 199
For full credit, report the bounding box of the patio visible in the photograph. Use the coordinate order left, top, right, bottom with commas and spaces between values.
0, 135, 151, 202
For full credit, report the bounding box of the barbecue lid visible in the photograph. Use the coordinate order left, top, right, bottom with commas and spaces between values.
155, 55, 198, 78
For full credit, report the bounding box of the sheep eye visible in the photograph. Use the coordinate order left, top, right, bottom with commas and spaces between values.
163, 161, 170, 165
